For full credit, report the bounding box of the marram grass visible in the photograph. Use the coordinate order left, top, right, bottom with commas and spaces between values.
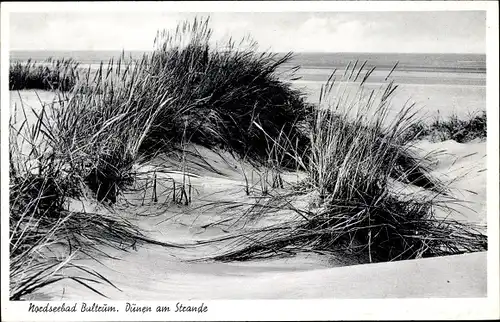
199, 65, 487, 263
9, 95, 151, 300
9, 58, 79, 91
407, 110, 487, 143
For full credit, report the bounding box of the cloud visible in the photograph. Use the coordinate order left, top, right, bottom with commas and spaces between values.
9, 11, 486, 53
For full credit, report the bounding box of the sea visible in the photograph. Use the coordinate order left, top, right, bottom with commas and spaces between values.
10, 50, 486, 120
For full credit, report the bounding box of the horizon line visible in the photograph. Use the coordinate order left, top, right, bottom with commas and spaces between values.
9, 49, 487, 55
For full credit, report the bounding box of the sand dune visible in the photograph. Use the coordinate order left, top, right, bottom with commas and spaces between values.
37, 249, 486, 300
11, 90, 487, 300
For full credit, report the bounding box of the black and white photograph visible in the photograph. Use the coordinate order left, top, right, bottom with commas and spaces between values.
1, 1, 498, 320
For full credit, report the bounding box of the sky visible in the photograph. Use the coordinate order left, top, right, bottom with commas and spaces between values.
9, 11, 486, 53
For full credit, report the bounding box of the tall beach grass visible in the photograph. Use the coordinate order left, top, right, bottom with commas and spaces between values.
407, 110, 487, 143
8, 101, 143, 299
9, 58, 80, 91
201, 65, 487, 263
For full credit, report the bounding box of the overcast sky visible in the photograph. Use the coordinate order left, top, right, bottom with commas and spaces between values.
9, 11, 486, 53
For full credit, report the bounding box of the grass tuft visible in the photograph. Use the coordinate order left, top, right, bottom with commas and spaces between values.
201, 65, 487, 263
406, 110, 487, 143
9, 93, 148, 300
9, 58, 79, 91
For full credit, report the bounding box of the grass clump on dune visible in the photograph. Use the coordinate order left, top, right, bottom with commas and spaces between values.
204, 65, 487, 263
43, 52, 174, 203
407, 110, 487, 143
9, 58, 79, 91
9, 98, 148, 300
9, 163, 123, 300
140, 17, 311, 164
